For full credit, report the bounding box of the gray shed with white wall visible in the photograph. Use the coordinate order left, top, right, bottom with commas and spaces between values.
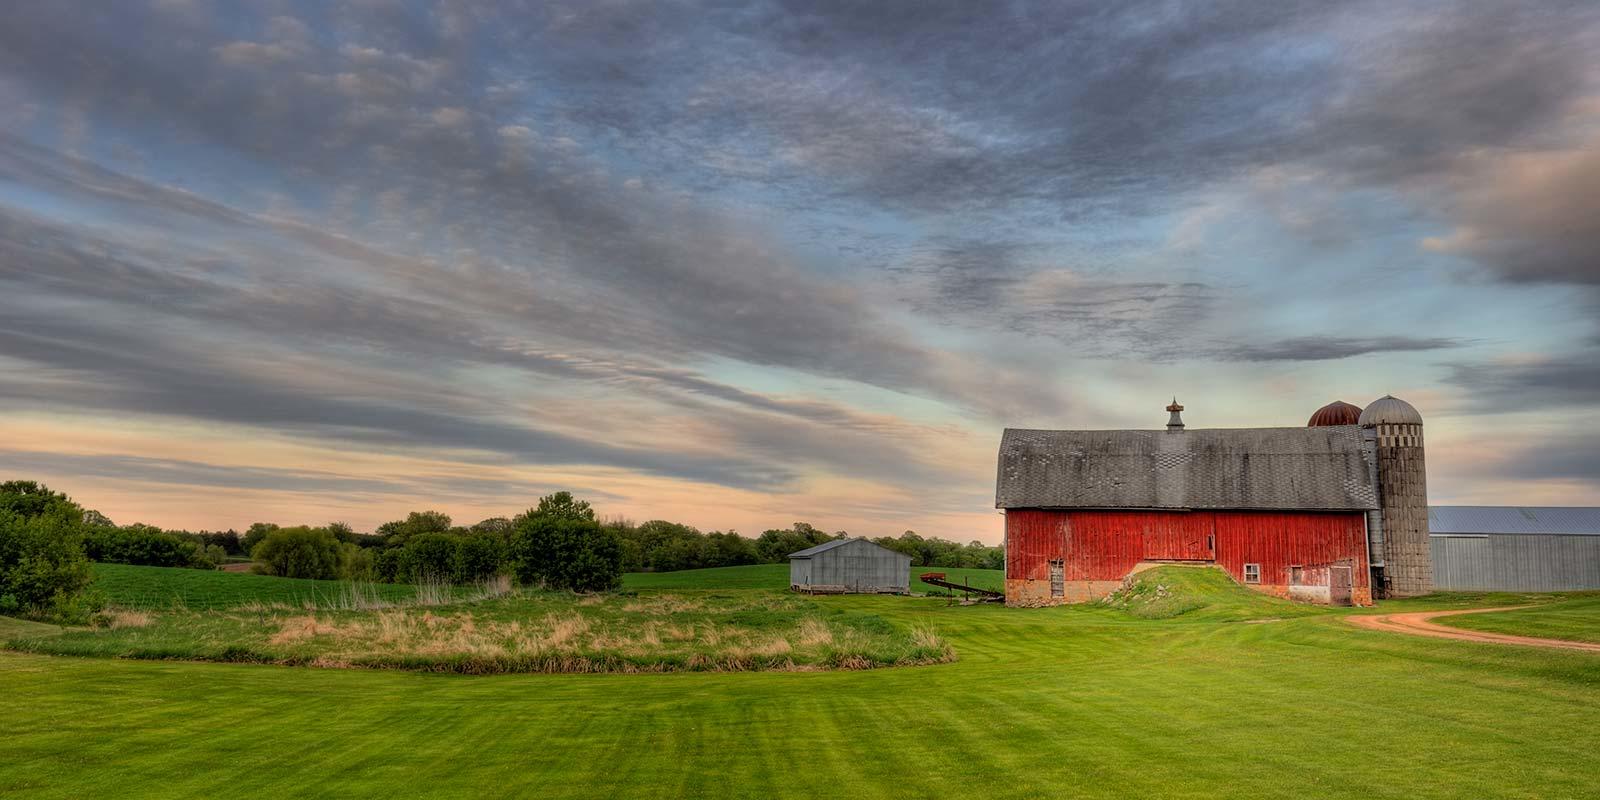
1430, 506, 1600, 591
789, 538, 912, 594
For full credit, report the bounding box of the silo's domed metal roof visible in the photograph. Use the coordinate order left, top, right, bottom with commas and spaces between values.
1359, 395, 1423, 426
1308, 400, 1362, 427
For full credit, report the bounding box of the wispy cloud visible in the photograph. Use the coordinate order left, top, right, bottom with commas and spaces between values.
1, 1, 1598, 533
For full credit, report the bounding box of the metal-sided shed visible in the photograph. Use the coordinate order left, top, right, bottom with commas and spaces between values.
789, 538, 911, 594
1430, 506, 1600, 591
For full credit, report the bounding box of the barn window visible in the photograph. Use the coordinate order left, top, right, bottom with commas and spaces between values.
1290, 566, 1303, 585
1243, 563, 1261, 584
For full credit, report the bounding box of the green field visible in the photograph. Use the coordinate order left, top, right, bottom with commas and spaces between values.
3, 564, 1598, 798
89, 563, 427, 609
1438, 593, 1600, 643
622, 563, 1004, 593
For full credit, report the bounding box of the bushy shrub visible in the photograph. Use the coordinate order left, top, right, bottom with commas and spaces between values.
199, 543, 229, 568
375, 510, 452, 547
511, 513, 622, 592
190, 529, 243, 556
395, 533, 459, 583
83, 524, 210, 568
251, 526, 344, 580
0, 511, 94, 618
339, 542, 374, 581
374, 547, 403, 583
454, 535, 505, 583
241, 522, 279, 556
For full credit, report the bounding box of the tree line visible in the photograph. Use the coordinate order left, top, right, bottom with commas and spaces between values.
2, 479, 1002, 622
608, 520, 1003, 572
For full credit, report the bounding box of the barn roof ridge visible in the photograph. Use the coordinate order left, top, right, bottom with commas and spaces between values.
786, 537, 916, 559
996, 425, 1378, 512
1003, 423, 1365, 434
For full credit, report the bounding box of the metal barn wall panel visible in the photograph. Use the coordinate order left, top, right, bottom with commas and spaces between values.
1431, 534, 1600, 591
790, 539, 911, 593
789, 558, 811, 587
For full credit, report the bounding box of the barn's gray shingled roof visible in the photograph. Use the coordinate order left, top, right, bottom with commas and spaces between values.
996, 425, 1378, 511
1430, 506, 1600, 535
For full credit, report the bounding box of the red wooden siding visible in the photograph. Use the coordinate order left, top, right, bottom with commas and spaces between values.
1211, 511, 1369, 589
1004, 509, 1067, 582
1006, 509, 1368, 588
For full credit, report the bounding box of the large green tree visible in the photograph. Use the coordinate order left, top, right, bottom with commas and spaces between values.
0, 481, 83, 523
0, 511, 93, 616
511, 494, 619, 592
251, 527, 345, 580
754, 523, 837, 563
376, 511, 453, 546
528, 492, 594, 523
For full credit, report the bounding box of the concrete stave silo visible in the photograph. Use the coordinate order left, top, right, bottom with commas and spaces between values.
1359, 395, 1432, 597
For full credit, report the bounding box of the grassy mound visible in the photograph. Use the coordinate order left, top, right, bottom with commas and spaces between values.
1102, 565, 1330, 621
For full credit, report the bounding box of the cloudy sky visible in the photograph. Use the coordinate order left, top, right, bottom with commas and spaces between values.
3, 1, 1598, 540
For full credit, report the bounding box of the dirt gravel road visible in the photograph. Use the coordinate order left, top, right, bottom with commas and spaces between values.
1347, 607, 1600, 652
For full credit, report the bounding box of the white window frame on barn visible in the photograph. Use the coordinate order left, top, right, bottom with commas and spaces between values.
1243, 563, 1261, 584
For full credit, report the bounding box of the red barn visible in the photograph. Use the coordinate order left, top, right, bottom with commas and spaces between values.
996, 401, 1378, 606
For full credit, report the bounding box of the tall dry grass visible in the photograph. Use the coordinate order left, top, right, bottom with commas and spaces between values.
795, 617, 834, 647
327, 582, 393, 611
101, 609, 154, 629
466, 574, 514, 602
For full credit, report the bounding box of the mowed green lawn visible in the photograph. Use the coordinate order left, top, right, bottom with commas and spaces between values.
3, 565, 1598, 799
1438, 593, 1600, 643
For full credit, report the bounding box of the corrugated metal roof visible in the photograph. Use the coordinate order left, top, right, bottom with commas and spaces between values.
789, 537, 915, 559
1429, 506, 1600, 536
788, 538, 852, 558
996, 425, 1378, 512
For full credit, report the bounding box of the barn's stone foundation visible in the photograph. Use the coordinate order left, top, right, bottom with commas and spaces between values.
1004, 574, 1372, 607
1004, 578, 1122, 607
1253, 583, 1373, 607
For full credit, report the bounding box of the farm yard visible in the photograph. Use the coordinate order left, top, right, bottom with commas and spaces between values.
4, 564, 1599, 799
9, 2, 1600, 798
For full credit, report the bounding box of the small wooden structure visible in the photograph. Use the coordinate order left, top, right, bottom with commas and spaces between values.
789, 538, 911, 594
